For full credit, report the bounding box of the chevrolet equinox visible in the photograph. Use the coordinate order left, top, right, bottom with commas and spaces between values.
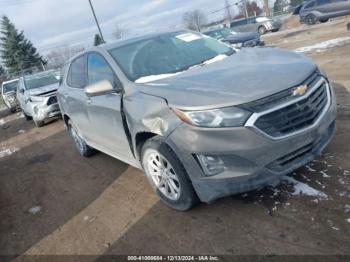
58, 31, 337, 211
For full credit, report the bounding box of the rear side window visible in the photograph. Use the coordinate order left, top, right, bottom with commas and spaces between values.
67, 55, 87, 88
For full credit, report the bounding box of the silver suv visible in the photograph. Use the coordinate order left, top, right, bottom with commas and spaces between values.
230, 16, 282, 35
299, 0, 350, 25
17, 70, 61, 127
58, 31, 336, 211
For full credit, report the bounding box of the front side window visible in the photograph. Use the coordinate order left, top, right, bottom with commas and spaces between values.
87, 53, 115, 86
305, 1, 316, 8
24, 70, 60, 90
109, 32, 234, 82
317, 0, 331, 5
2, 80, 19, 93
67, 55, 87, 88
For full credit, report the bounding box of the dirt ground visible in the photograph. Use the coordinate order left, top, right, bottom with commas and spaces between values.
1, 17, 350, 259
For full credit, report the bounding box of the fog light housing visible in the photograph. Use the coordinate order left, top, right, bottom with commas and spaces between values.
197, 155, 225, 176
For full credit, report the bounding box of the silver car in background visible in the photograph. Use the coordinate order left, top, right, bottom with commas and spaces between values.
230, 16, 282, 35
17, 70, 61, 127
1, 78, 19, 113
58, 31, 336, 211
299, 0, 350, 25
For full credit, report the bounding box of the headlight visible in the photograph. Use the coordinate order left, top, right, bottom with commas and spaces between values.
29, 96, 45, 103
173, 107, 251, 128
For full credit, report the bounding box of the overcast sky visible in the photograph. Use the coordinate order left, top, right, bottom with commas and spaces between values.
0, 0, 269, 54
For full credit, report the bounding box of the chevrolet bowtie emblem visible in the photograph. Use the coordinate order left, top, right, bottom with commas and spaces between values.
293, 85, 307, 96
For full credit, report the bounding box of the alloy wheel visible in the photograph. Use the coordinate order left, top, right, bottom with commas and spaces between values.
144, 149, 181, 201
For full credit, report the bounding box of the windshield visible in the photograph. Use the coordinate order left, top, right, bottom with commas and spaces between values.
109, 32, 234, 82
2, 80, 19, 93
205, 28, 233, 39
24, 70, 60, 90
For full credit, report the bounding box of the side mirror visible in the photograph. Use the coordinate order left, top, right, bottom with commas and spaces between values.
84, 80, 115, 97
19, 88, 25, 94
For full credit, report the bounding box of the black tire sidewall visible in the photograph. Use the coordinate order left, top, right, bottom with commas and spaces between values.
141, 137, 198, 211
258, 26, 266, 35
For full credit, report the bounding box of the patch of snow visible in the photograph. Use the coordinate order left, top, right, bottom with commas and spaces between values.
0, 147, 18, 158
345, 204, 350, 213
305, 165, 316, 172
320, 170, 330, 178
135, 54, 228, 83
346, 218, 350, 224
295, 37, 350, 53
18, 129, 25, 133
283, 176, 328, 199
0, 119, 4, 125
331, 226, 340, 231
28, 206, 41, 215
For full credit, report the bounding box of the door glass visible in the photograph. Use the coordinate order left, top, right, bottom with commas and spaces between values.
88, 53, 115, 86
317, 0, 331, 5
67, 55, 87, 88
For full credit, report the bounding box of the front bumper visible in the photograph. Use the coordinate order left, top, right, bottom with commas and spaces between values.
30, 99, 61, 122
166, 87, 337, 203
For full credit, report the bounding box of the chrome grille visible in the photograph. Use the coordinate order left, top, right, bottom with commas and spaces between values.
248, 76, 330, 138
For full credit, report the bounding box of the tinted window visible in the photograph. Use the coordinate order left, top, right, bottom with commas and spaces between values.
88, 53, 115, 86
67, 55, 86, 88
109, 32, 234, 82
231, 19, 247, 27
317, 0, 331, 5
305, 1, 316, 8
247, 17, 256, 24
2, 80, 18, 93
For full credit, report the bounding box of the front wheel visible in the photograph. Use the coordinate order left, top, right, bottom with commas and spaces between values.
258, 26, 267, 35
141, 137, 199, 211
23, 111, 32, 120
306, 14, 316, 25
34, 120, 44, 127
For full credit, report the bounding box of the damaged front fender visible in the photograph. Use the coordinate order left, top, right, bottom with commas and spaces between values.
122, 91, 183, 161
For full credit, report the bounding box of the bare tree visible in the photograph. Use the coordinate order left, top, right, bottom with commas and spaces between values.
45, 46, 85, 69
182, 10, 207, 32
264, 0, 271, 17
112, 23, 128, 40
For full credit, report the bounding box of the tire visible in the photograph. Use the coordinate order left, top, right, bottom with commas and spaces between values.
306, 14, 316, 25
9, 108, 16, 113
271, 29, 279, 32
34, 120, 44, 127
258, 26, 267, 35
320, 18, 329, 23
67, 119, 95, 157
141, 136, 199, 211
23, 111, 32, 120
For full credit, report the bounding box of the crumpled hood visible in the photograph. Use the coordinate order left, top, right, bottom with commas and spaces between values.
26, 83, 59, 96
137, 48, 316, 110
224, 32, 259, 44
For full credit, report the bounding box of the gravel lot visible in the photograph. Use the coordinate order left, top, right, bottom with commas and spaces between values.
1, 17, 350, 259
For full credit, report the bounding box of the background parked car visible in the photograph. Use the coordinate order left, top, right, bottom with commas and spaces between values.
17, 70, 61, 127
230, 16, 282, 35
298, 0, 350, 25
1, 78, 19, 113
203, 28, 264, 48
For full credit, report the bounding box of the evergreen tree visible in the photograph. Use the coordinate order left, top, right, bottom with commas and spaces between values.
93, 34, 103, 46
0, 64, 5, 76
0, 16, 46, 75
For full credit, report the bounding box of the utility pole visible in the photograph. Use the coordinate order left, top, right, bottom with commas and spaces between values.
243, 0, 248, 19
264, 0, 271, 17
88, 0, 105, 43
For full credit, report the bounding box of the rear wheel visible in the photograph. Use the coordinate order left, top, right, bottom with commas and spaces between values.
258, 26, 267, 35
141, 137, 199, 211
306, 14, 316, 25
67, 120, 95, 157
